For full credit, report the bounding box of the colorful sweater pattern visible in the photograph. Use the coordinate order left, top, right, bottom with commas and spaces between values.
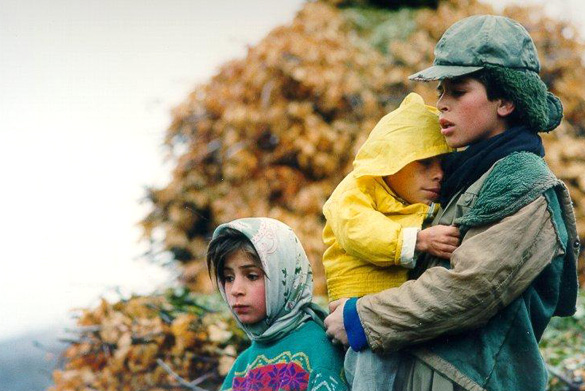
222, 321, 347, 391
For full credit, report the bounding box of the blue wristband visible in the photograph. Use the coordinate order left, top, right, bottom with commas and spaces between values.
343, 297, 368, 351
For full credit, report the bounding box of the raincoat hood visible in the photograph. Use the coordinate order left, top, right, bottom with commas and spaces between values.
353, 93, 452, 179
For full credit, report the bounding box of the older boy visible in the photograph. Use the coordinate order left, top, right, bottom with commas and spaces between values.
325, 15, 579, 391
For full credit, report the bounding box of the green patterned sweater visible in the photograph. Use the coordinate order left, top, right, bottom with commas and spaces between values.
222, 320, 348, 391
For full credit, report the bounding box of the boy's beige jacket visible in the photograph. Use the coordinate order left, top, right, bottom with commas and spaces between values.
353, 151, 580, 390
322, 93, 452, 301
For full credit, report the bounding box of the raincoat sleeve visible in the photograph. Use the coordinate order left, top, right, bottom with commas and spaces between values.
324, 181, 412, 267
355, 196, 562, 352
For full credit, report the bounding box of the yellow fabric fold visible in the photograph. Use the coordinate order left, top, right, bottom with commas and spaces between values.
322, 93, 452, 301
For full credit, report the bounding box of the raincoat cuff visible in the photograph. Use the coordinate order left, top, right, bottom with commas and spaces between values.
400, 227, 420, 269
344, 297, 368, 351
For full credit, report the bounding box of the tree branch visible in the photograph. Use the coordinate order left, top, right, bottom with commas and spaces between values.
547, 364, 581, 391
156, 358, 212, 391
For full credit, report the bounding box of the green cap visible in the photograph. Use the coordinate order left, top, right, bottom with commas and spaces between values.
409, 15, 540, 81
409, 14, 563, 132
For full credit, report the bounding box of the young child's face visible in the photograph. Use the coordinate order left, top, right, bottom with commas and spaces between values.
384, 156, 443, 205
222, 250, 267, 325
437, 78, 508, 148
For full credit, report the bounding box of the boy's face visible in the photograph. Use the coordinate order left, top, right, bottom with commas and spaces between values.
222, 250, 266, 325
437, 78, 509, 148
384, 156, 444, 205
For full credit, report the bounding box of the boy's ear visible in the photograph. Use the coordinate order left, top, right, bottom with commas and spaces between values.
497, 99, 515, 118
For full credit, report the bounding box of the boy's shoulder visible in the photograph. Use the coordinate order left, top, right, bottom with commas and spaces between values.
456, 152, 559, 229
490, 151, 551, 179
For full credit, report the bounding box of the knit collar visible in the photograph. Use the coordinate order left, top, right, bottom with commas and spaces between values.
439, 126, 544, 205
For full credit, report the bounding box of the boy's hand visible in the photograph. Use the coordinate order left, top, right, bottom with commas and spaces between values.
416, 225, 460, 259
325, 298, 349, 346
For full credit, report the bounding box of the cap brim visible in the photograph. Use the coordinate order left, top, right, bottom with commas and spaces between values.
409, 65, 484, 81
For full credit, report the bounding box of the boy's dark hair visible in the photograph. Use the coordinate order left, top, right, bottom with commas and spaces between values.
206, 227, 263, 284
468, 65, 550, 132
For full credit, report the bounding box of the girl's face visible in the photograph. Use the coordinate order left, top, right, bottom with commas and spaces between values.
436, 78, 510, 148
222, 250, 266, 325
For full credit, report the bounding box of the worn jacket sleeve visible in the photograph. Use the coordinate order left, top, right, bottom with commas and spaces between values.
325, 183, 410, 267
357, 196, 562, 352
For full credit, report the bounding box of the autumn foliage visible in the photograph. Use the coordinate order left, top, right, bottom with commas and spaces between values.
50, 292, 248, 390
140, 0, 585, 294
52, 0, 585, 390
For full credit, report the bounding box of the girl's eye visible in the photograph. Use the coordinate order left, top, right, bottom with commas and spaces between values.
223, 275, 235, 283
451, 89, 465, 97
247, 273, 260, 281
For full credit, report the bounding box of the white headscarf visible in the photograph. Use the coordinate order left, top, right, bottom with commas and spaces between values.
212, 217, 327, 343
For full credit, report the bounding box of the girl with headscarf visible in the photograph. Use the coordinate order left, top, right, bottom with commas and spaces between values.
207, 217, 347, 391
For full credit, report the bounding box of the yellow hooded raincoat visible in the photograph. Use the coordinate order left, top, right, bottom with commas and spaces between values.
322, 93, 452, 301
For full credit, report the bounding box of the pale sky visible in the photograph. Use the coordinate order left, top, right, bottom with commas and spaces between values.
0, 0, 305, 340
0, 0, 583, 340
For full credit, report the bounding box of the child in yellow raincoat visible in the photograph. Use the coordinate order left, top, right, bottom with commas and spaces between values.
322, 93, 459, 391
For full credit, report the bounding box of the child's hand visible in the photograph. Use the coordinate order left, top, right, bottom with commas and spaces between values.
416, 225, 460, 259
325, 298, 349, 347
